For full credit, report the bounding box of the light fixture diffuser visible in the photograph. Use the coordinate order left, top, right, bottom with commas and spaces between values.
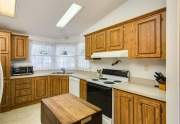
56, 3, 82, 28
0, 0, 16, 17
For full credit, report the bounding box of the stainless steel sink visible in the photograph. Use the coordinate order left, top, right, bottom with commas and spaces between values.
51, 71, 73, 74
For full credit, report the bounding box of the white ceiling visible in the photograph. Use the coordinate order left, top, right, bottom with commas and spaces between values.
0, 0, 126, 39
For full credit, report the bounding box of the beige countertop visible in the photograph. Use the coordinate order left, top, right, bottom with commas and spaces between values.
10, 70, 166, 102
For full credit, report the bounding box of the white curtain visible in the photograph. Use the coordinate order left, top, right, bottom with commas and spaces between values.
29, 41, 89, 71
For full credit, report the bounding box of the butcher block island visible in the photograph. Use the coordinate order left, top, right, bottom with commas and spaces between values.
41, 94, 102, 124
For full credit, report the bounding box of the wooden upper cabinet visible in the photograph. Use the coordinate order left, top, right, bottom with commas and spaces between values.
11, 35, 28, 60
92, 31, 106, 52
0, 54, 10, 79
135, 14, 161, 58
0, 31, 10, 54
114, 89, 134, 124
33, 77, 49, 100
134, 95, 165, 124
85, 35, 92, 59
124, 22, 136, 58
106, 26, 124, 51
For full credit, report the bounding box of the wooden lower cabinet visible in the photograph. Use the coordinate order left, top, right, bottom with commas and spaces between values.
0, 54, 10, 79
80, 79, 87, 100
11, 78, 33, 106
114, 90, 134, 124
49, 76, 69, 96
114, 89, 166, 124
0, 80, 11, 112
33, 76, 50, 100
134, 95, 166, 124
60, 76, 69, 94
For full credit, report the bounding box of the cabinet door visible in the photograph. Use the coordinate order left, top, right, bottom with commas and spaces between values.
124, 22, 136, 58
107, 26, 124, 51
12, 35, 28, 59
114, 90, 134, 124
80, 80, 87, 100
85, 35, 92, 59
0, 32, 10, 54
92, 31, 106, 52
61, 76, 69, 94
49, 76, 61, 96
134, 95, 164, 124
0, 80, 11, 112
33, 77, 49, 100
0, 54, 10, 79
135, 14, 161, 57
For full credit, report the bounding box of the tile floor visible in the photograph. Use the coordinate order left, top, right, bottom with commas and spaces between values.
0, 104, 41, 124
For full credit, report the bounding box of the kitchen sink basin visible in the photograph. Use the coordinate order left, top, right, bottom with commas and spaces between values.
51, 71, 73, 74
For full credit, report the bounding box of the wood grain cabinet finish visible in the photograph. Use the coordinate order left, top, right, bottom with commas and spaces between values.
49, 76, 69, 96
60, 76, 69, 94
124, 22, 136, 58
134, 14, 161, 58
0, 54, 10, 79
11, 78, 33, 106
11, 35, 28, 59
0, 80, 11, 112
114, 89, 166, 124
80, 79, 87, 100
0, 31, 10, 54
106, 26, 124, 51
85, 9, 166, 59
49, 76, 61, 96
33, 77, 49, 100
114, 89, 134, 124
134, 96, 166, 124
85, 35, 92, 59
92, 31, 106, 52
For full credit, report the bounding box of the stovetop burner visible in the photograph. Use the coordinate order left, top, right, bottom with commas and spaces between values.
92, 78, 99, 81
113, 80, 122, 83
103, 81, 115, 84
99, 78, 108, 80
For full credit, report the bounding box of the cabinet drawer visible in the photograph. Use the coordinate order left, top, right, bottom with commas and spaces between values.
15, 78, 32, 85
16, 89, 32, 97
15, 83, 31, 90
15, 95, 32, 104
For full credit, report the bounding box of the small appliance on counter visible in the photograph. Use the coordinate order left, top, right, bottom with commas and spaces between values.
12, 65, 34, 76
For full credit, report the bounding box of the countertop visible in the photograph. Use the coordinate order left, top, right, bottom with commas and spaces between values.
10, 70, 166, 102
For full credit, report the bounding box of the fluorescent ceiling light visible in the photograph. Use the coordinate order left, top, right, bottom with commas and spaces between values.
0, 0, 16, 17
56, 3, 82, 28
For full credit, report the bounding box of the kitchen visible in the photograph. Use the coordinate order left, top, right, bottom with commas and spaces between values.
0, 0, 179, 124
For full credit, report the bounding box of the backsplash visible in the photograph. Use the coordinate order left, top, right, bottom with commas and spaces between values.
89, 58, 166, 80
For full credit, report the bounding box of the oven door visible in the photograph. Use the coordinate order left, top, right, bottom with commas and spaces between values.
87, 82, 112, 118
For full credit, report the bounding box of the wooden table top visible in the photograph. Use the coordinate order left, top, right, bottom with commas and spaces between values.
41, 94, 102, 124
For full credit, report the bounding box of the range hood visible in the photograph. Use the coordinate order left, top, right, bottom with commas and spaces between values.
91, 50, 128, 58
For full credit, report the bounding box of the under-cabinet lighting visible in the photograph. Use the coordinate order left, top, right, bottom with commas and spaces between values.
0, 0, 16, 17
56, 3, 82, 28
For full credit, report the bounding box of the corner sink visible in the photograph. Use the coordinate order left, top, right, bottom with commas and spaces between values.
51, 71, 73, 74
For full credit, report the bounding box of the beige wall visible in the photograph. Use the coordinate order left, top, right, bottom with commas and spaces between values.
166, 0, 180, 123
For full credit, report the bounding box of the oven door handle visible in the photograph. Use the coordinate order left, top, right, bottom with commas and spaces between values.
88, 82, 111, 90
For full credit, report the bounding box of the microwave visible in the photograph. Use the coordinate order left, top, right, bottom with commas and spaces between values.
12, 66, 34, 76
